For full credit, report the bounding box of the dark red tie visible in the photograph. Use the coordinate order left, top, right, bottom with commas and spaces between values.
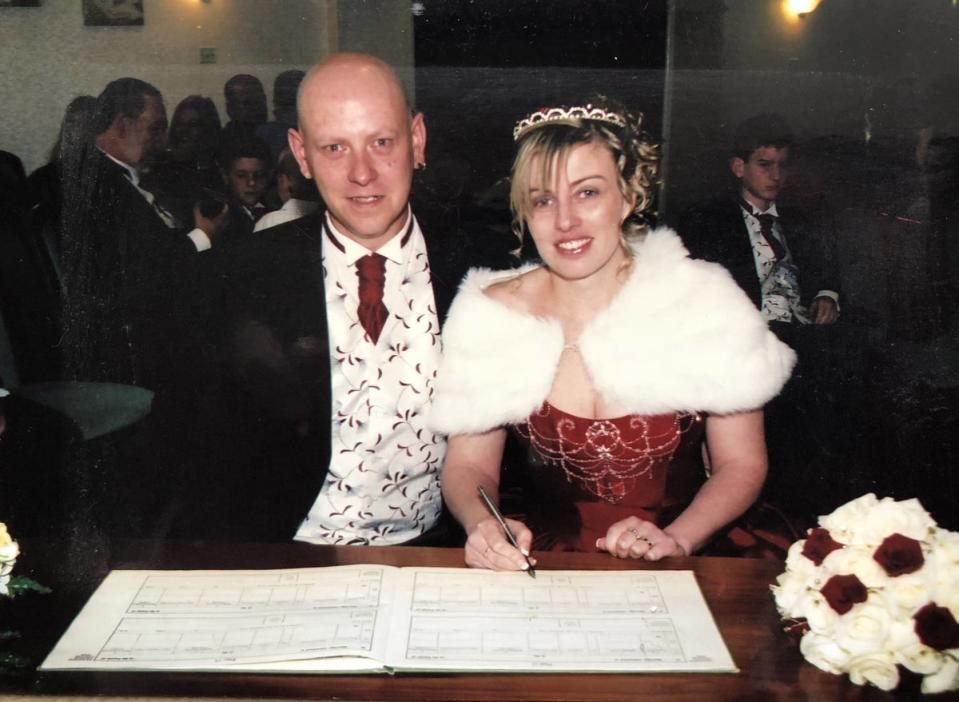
356, 253, 389, 343
741, 199, 786, 261
755, 213, 786, 261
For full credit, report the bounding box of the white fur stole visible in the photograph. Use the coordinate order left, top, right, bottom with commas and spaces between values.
429, 228, 796, 435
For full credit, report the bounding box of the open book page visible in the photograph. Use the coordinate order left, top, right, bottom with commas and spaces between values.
40, 565, 399, 672
41, 565, 735, 674
385, 568, 736, 673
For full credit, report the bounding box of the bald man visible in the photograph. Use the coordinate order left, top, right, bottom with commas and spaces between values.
207, 53, 506, 544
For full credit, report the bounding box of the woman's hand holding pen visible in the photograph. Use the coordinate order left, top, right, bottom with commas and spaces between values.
466, 517, 536, 572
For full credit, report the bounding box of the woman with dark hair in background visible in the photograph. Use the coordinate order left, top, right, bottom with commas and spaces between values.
141, 94, 223, 227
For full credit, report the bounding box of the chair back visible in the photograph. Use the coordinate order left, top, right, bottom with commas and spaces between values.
0, 308, 21, 389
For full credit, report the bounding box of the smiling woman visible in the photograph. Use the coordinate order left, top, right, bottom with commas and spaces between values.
433, 100, 796, 571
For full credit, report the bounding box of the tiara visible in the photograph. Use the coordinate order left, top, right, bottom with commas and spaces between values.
512, 104, 627, 141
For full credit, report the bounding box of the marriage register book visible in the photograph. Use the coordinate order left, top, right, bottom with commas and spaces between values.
40, 565, 737, 674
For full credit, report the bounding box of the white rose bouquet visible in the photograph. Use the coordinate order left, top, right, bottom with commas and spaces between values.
0, 522, 20, 597
772, 494, 959, 694
1, 522, 50, 671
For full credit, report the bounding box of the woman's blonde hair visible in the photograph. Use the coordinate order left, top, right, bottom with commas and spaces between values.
509, 102, 660, 255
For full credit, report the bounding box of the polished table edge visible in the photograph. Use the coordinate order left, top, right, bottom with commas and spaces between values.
5, 540, 946, 700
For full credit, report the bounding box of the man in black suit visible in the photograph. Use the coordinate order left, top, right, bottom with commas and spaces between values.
679, 113, 840, 338
63, 78, 226, 391
679, 113, 846, 519
205, 53, 510, 544
59, 78, 227, 537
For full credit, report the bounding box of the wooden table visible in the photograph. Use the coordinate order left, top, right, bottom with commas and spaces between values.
0, 539, 949, 700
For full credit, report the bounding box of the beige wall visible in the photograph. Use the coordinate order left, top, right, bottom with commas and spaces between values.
0, 0, 415, 173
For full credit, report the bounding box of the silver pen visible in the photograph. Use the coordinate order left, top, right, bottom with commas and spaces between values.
478, 485, 536, 578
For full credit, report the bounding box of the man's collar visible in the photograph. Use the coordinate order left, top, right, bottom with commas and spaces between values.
738, 196, 779, 218
98, 147, 139, 186
240, 202, 266, 219
322, 208, 414, 265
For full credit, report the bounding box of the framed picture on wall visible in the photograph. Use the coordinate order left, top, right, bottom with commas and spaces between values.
83, 0, 143, 26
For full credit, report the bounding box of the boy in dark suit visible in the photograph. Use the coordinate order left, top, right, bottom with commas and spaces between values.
679, 113, 849, 522
679, 113, 840, 338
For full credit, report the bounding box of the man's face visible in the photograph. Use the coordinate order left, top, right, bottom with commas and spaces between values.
225, 157, 270, 207
126, 94, 167, 168
227, 83, 268, 125
731, 145, 789, 210
289, 62, 425, 249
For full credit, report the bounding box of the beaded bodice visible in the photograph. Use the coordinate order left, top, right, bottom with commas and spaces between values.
514, 402, 697, 504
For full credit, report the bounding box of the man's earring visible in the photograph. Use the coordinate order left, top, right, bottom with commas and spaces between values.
415, 161, 427, 171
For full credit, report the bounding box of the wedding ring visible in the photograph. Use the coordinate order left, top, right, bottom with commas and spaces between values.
485, 546, 491, 556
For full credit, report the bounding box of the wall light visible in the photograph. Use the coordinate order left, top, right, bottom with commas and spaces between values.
785, 0, 821, 17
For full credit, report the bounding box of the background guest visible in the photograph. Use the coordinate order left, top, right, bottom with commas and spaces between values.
141, 95, 223, 228
217, 135, 274, 244
221, 73, 267, 144
253, 147, 321, 232
256, 69, 305, 162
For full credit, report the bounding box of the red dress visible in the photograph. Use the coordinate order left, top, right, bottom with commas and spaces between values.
511, 402, 706, 552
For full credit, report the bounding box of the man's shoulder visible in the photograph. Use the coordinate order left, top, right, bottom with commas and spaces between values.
776, 201, 821, 230
252, 209, 324, 245
222, 209, 324, 279
675, 194, 742, 254
679, 193, 739, 223
419, 217, 518, 274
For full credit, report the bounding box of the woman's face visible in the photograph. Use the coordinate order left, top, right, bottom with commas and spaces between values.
170, 107, 211, 156
525, 139, 634, 281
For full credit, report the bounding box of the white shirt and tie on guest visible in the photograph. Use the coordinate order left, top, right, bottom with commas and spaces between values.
739, 201, 839, 325
101, 148, 213, 252
294, 208, 445, 546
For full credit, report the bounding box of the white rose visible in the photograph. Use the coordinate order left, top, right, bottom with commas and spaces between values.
922, 654, 959, 695
0, 521, 14, 546
833, 601, 893, 658
854, 497, 937, 546
793, 590, 840, 636
820, 494, 879, 543
895, 641, 944, 676
0, 539, 18, 561
0, 527, 20, 597
821, 546, 887, 588
888, 618, 921, 648
847, 651, 900, 690
800, 631, 850, 674
784, 539, 820, 577
0, 540, 18, 577
772, 572, 808, 615
884, 571, 936, 616
932, 529, 959, 565
930, 571, 959, 615
929, 532, 959, 610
